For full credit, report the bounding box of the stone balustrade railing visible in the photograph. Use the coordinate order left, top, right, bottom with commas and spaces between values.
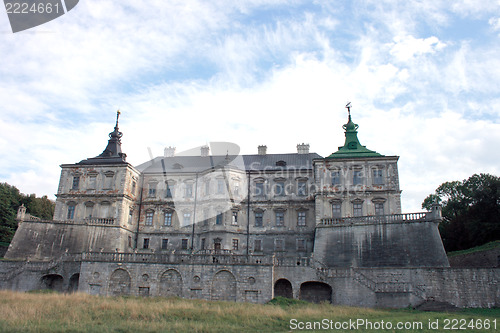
81, 251, 272, 265
319, 212, 430, 226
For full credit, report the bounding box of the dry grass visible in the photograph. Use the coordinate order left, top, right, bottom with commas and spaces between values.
0, 291, 497, 332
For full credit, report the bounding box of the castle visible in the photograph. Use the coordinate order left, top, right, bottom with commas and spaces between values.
1, 107, 498, 308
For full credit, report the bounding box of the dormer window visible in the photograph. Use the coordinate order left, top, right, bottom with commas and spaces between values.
276, 160, 286, 167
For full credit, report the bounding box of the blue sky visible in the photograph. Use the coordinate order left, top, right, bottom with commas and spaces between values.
1, 0, 499, 212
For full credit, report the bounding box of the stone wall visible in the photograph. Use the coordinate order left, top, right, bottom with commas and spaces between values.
1, 258, 498, 309
4, 221, 135, 260
448, 247, 500, 268
313, 220, 449, 268
79, 260, 273, 303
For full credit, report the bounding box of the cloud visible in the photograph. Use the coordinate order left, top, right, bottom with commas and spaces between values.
1, 0, 499, 215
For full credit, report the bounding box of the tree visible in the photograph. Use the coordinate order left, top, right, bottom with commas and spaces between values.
422, 174, 500, 252
0, 182, 55, 245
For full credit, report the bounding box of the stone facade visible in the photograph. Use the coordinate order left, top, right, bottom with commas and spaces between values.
1, 109, 498, 308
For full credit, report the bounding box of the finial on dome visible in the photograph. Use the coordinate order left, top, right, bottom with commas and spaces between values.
115, 110, 121, 129
345, 102, 351, 117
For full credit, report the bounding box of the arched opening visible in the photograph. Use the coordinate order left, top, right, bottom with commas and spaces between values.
68, 273, 80, 293
108, 269, 131, 296
211, 270, 236, 301
299, 281, 332, 303
274, 279, 293, 299
159, 269, 183, 297
40, 274, 64, 292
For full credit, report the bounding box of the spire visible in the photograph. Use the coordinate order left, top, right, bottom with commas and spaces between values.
77, 110, 127, 165
99, 110, 124, 158
327, 103, 383, 159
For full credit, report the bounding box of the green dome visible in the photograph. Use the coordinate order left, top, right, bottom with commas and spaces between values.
327, 114, 383, 159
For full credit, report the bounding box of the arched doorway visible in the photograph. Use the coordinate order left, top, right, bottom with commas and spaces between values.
40, 274, 64, 292
299, 281, 332, 303
274, 279, 293, 299
108, 269, 131, 296
68, 273, 80, 293
211, 270, 236, 301
159, 269, 183, 297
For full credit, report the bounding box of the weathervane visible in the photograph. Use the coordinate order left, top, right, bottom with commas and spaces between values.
345, 102, 351, 116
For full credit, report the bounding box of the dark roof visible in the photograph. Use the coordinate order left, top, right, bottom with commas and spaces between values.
78, 111, 128, 165
136, 153, 323, 174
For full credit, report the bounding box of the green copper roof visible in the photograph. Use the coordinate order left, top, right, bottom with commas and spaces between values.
327, 113, 383, 159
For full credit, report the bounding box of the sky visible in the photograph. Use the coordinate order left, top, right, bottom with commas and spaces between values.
1, 0, 499, 213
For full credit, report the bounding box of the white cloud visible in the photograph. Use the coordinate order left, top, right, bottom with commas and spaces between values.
1, 0, 500, 216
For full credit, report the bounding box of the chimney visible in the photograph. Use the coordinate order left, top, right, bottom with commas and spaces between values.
201, 145, 210, 157
297, 143, 310, 154
164, 146, 176, 157
258, 145, 267, 155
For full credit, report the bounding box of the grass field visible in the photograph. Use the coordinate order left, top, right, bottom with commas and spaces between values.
0, 291, 498, 332
447, 240, 500, 257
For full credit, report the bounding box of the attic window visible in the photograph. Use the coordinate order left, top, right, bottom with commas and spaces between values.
173, 163, 183, 169
276, 160, 286, 167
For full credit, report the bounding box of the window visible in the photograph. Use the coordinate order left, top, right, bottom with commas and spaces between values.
254, 211, 263, 227
353, 170, 363, 185
205, 180, 210, 195
67, 204, 76, 219
185, 183, 193, 198
254, 239, 262, 252
297, 211, 306, 226
72, 176, 80, 190
275, 211, 285, 226
181, 239, 188, 250
217, 179, 225, 194
165, 183, 172, 198
232, 239, 239, 251
164, 211, 172, 226
216, 211, 223, 225
255, 182, 264, 196
183, 212, 191, 226
143, 238, 149, 249
234, 182, 240, 196
297, 239, 306, 252
297, 181, 307, 196
104, 174, 113, 189
275, 181, 285, 196
332, 203, 342, 218
201, 238, 206, 249
148, 184, 156, 197
203, 209, 209, 225
353, 202, 363, 217
161, 238, 168, 250
85, 203, 94, 219
331, 171, 341, 185
375, 203, 384, 216
373, 169, 384, 185
131, 181, 136, 194
145, 211, 154, 225
275, 239, 284, 252
232, 211, 238, 225
128, 208, 133, 223
88, 176, 96, 189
